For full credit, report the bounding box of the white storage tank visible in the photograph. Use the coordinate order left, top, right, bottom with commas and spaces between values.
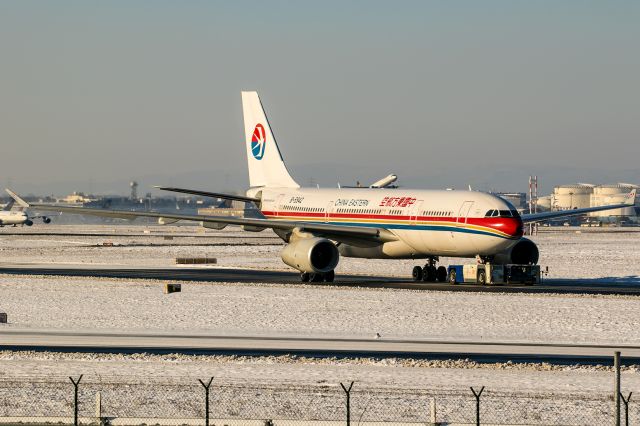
534, 195, 552, 212
552, 184, 594, 210
589, 184, 638, 218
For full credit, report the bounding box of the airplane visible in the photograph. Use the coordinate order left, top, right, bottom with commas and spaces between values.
9, 91, 636, 282
0, 190, 52, 227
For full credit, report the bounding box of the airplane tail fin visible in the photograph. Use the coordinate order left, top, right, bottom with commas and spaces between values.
2, 199, 14, 211
625, 189, 637, 205
5, 189, 30, 209
241, 91, 299, 189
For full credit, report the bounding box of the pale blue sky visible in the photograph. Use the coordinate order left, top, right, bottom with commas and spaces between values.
1, 1, 638, 195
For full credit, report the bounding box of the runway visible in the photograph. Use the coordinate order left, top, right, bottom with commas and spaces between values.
1, 329, 636, 364
1, 263, 639, 295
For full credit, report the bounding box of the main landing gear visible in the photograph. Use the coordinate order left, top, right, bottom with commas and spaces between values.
412, 257, 447, 283
300, 270, 335, 283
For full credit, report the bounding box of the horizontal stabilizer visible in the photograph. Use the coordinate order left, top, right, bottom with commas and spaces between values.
155, 186, 260, 203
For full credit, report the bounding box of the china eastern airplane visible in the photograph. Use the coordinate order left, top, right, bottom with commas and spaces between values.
0, 189, 51, 227
9, 92, 636, 282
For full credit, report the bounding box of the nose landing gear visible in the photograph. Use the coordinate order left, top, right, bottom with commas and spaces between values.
412, 257, 447, 283
301, 270, 335, 283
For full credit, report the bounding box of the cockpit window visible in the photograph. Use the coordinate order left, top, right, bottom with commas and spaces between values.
487, 209, 520, 218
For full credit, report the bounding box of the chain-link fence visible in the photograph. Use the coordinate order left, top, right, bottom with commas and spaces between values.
0, 374, 635, 425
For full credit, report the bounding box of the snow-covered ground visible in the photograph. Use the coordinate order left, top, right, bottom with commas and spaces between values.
1, 274, 639, 344
1, 224, 639, 280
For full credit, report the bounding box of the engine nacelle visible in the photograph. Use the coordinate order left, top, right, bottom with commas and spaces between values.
202, 221, 227, 230
158, 217, 180, 225
42, 217, 51, 224
24, 220, 33, 227
493, 238, 539, 265
281, 237, 339, 273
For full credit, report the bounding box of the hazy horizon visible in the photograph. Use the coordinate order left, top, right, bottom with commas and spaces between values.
2, 1, 638, 196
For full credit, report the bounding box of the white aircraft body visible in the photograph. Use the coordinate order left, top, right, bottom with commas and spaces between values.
11, 92, 636, 282
0, 190, 51, 227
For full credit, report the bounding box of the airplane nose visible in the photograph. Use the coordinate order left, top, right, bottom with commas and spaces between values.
515, 218, 524, 237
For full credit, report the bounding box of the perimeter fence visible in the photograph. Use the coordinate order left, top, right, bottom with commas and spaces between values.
0, 374, 635, 426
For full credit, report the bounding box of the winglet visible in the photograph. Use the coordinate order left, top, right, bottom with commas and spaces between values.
5, 189, 30, 208
625, 189, 637, 206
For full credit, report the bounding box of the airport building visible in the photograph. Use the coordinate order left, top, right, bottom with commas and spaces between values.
494, 192, 527, 212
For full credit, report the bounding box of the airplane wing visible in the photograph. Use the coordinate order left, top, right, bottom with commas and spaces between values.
521, 189, 636, 223
154, 186, 260, 203
17, 200, 398, 247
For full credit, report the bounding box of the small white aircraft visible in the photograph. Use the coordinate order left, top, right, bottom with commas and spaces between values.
12, 92, 636, 282
1, 190, 51, 227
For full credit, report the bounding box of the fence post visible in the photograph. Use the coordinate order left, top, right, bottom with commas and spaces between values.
95, 391, 102, 422
198, 377, 214, 426
615, 351, 621, 426
69, 375, 83, 426
340, 381, 354, 426
471, 386, 484, 426
429, 397, 437, 425
429, 397, 438, 425
620, 392, 632, 426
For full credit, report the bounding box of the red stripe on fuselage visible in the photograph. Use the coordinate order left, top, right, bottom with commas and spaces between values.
260, 210, 524, 238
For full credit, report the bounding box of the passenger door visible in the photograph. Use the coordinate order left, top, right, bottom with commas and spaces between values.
457, 201, 474, 224
410, 201, 424, 225
325, 201, 334, 223
275, 194, 287, 217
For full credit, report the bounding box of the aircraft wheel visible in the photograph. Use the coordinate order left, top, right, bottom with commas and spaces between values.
448, 270, 457, 285
300, 272, 310, 282
422, 266, 437, 282
478, 270, 487, 285
436, 266, 447, 282
310, 273, 324, 283
324, 270, 335, 283
412, 266, 423, 281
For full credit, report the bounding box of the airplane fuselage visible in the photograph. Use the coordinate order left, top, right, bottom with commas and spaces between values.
255, 187, 524, 259
0, 211, 29, 226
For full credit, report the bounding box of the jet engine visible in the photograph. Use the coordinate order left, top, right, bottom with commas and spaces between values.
493, 238, 539, 265
202, 221, 227, 230
281, 237, 339, 273
24, 220, 33, 226
42, 217, 51, 224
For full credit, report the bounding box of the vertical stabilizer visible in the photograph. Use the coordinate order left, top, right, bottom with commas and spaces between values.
241, 91, 299, 189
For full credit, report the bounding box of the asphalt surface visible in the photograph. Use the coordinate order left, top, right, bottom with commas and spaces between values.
1, 329, 636, 364
1, 263, 639, 295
